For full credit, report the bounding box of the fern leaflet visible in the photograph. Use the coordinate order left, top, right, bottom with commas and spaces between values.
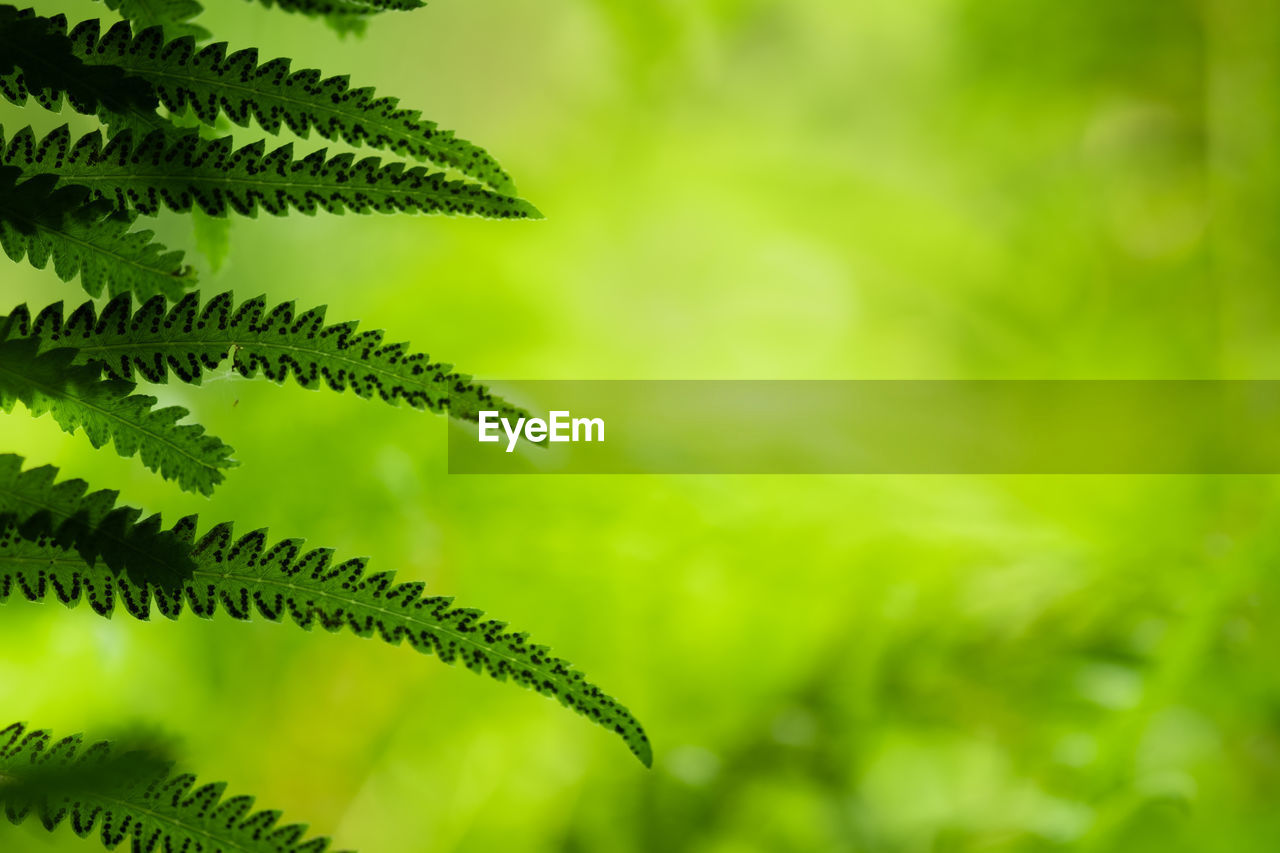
1, 291, 526, 422
73, 15, 512, 192
251, 0, 377, 37
254, 0, 425, 16
0, 167, 194, 301
0, 456, 653, 766
0, 7, 157, 116
5, 10, 512, 192
0, 124, 540, 219
0, 722, 350, 852
96, 0, 210, 41
0, 340, 235, 495
251, 0, 427, 34
0, 6, 180, 140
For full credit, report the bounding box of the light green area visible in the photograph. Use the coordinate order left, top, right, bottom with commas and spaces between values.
2, 0, 1279, 850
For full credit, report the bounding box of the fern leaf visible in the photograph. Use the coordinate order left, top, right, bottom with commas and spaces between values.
307, 0, 426, 9
252, 0, 427, 35
95, 0, 210, 41
254, 0, 425, 15
0, 124, 540, 219
251, 0, 378, 37
0, 166, 195, 301
0, 722, 350, 852
7, 10, 513, 191
62, 16, 513, 191
0, 456, 654, 766
0, 6, 182, 141
1, 291, 524, 422
0, 340, 235, 495
0, 6, 157, 116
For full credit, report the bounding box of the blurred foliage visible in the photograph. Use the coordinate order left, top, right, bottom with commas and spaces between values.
2, 0, 1279, 851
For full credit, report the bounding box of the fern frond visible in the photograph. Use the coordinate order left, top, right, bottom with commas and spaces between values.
0, 6, 189, 142
251, 0, 427, 33
1, 291, 524, 422
70, 16, 512, 191
0, 5, 169, 137
96, 0, 210, 41
0, 456, 654, 766
254, 0, 425, 15
0, 340, 235, 495
0, 124, 540, 219
251, 0, 377, 37
6, 10, 513, 191
0, 167, 194, 301
0, 722, 350, 852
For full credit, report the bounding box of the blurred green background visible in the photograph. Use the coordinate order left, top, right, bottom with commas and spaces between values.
3, 0, 1280, 850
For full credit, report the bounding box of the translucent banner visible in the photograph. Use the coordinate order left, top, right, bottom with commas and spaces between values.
447, 381, 1280, 474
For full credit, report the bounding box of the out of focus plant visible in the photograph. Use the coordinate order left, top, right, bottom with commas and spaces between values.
0, 2, 650, 849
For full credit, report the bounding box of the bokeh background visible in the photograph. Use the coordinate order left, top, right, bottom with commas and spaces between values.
3, 0, 1280, 850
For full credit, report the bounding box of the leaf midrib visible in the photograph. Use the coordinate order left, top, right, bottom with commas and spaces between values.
72, 336, 443, 400
53, 167, 501, 205
83, 790, 264, 853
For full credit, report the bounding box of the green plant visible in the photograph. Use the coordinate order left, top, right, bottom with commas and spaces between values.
0, 721, 345, 851
0, 2, 651, 849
